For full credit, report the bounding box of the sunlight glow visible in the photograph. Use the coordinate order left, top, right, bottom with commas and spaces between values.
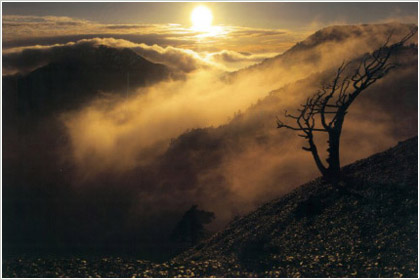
191, 6, 213, 31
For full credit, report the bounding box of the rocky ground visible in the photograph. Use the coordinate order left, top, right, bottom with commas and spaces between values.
3, 137, 418, 277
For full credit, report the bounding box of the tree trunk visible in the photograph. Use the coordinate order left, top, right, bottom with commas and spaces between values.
326, 131, 341, 183
326, 111, 345, 184
308, 137, 328, 178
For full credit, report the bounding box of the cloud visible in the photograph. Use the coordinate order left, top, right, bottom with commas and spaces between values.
3, 37, 279, 75
206, 50, 277, 71
105, 24, 151, 30
2, 15, 305, 54
229, 28, 286, 38
57, 23, 418, 226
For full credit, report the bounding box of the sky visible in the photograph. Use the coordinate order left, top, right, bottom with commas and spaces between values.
2, 2, 418, 28
2, 2, 418, 55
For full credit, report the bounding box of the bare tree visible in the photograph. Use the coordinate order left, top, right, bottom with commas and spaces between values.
170, 205, 215, 246
277, 29, 417, 184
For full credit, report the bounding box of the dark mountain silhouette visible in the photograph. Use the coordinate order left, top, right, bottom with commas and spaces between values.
3, 137, 417, 277
3, 44, 170, 117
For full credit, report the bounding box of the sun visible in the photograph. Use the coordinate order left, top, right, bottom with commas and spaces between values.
191, 6, 213, 31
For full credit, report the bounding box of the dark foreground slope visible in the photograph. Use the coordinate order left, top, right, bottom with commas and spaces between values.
172, 136, 418, 278
3, 137, 417, 278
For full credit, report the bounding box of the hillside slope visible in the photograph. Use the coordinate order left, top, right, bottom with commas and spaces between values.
4, 137, 417, 277
171, 136, 418, 277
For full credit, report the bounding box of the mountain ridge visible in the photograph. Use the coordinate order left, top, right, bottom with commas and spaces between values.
229, 22, 417, 79
3, 44, 170, 118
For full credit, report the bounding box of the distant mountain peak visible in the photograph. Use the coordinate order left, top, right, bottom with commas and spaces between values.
230, 22, 417, 81
3, 44, 170, 117
287, 22, 417, 54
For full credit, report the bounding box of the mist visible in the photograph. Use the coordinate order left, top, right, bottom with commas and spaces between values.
2, 22, 417, 259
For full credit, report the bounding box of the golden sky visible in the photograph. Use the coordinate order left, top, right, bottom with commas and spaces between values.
3, 2, 417, 55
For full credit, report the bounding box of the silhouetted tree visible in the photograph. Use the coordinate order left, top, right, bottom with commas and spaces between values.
277, 29, 417, 184
170, 205, 215, 246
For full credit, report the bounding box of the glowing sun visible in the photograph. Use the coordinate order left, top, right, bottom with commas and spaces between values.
191, 6, 213, 31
